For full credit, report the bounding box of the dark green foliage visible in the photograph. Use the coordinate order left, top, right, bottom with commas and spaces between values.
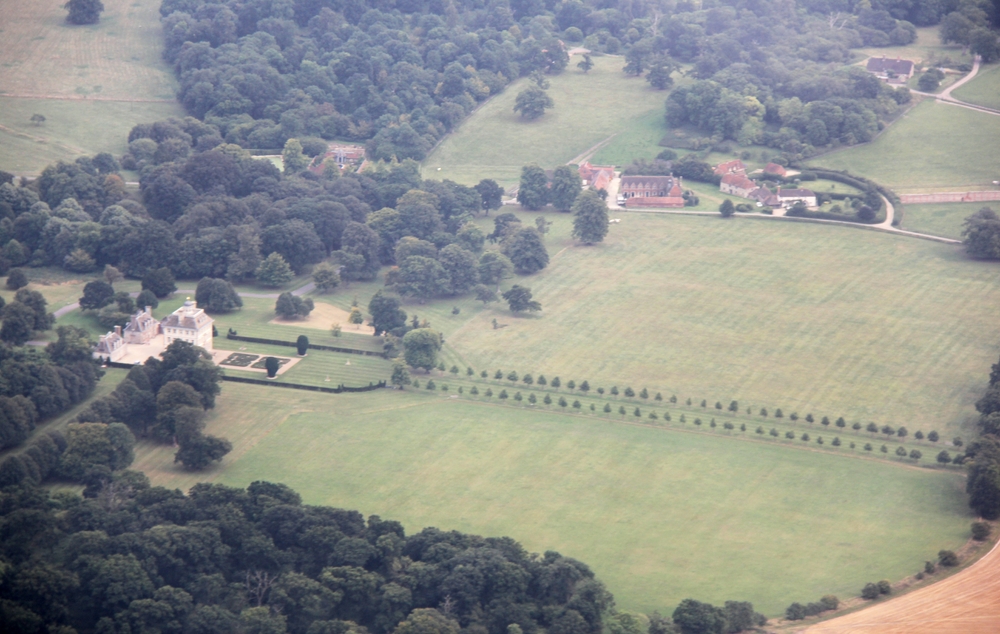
517, 165, 550, 210
195, 278, 243, 313
6, 267, 28, 290
402, 328, 441, 371
962, 208, 1000, 260
142, 267, 177, 298
572, 190, 609, 244
296, 335, 309, 356
671, 598, 725, 634
719, 199, 735, 218
65, 0, 104, 24
275, 292, 314, 319
80, 280, 115, 310
972, 520, 992, 541
513, 85, 554, 120
0, 479, 615, 634
502, 285, 541, 313
368, 290, 407, 337
861, 583, 880, 600
550, 166, 583, 212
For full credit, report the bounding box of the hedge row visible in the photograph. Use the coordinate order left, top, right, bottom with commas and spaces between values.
221, 375, 386, 393
226, 333, 385, 357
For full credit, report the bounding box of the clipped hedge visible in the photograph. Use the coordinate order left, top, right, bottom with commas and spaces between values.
221, 375, 386, 393
226, 332, 385, 357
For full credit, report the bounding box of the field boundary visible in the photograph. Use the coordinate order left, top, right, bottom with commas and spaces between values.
225, 333, 386, 357
220, 375, 386, 393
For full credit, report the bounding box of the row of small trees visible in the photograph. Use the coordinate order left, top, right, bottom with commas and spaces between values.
422, 366, 958, 447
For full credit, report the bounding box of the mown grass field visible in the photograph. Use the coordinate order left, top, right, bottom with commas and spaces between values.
423, 55, 669, 186
0, 0, 183, 173
811, 100, 1000, 193
952, 61, 1000, 111
135, 384, 971, 616
900, 202, 986, 239
435, 212, 999, 439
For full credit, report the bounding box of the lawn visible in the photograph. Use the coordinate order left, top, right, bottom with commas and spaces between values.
0, 0, 183, 173
135, 385, 971, 616
899, 202, 987, 239
436, 211, 999, 439
952, 61, 1000, 111
422, 55, 671, 186
810, 100, 1000, 193
854, 27, 971, 68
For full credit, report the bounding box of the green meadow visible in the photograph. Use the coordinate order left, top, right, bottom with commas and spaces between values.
811, 100, 1000, 193
900, 201, 987, 239
423, 55, 669, 185
952, 61, 1000, 110
135, 385, 970, 616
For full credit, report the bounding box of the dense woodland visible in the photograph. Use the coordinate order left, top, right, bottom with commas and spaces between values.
154, 0, 1000, 162
0, 479, 626, 634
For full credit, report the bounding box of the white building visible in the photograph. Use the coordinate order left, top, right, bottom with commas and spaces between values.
160, 299, 214, 351
94, 327, 127, 362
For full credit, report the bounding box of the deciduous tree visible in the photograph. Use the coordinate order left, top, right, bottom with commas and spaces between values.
502, 285, 541, 313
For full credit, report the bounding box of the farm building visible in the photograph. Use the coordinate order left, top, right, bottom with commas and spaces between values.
749, 187, 781, 208
777, 187, 817, 208
720, 173, 757, 198
578, 161, 616, 191
620, 175, 683, 198
713, 159, 747, 176
764, 163, 787, 177
865, 56, 915, 83
621, 175, 685, 208
308, 144, 366, 174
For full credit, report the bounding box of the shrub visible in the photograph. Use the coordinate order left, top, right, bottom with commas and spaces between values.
785, 602, 806, 620
877, 580, 891, 594
938, 550, 959, 567
861, 583, 880, 600
972, 521, 992, 541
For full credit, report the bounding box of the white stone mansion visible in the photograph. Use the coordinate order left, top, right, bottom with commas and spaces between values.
95, 299, 214, 363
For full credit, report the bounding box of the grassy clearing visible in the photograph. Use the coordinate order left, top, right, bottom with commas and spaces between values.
136, 385, 970, 615
217, 339, 392, 386
899, 202, 986, 239
854, 27, 971, 67
437, 211, 999, 439
423, 55, 669, 186
0, 98, 183, 174
810, 100, 1000, 192
952, 62, 1000, 111
0, 0, 183, 173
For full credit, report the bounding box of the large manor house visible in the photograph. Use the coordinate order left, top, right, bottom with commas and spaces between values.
94, 299, 214, 363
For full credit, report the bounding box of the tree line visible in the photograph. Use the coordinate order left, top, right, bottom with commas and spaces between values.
963, 352, 1000, 519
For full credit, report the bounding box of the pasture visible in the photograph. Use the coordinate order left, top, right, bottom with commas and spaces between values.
135, 384, 971, 616
0, 0, 183, 173
811, 100, 1000, 193
422, 55, 669, 185
437, 211, 999, 439
854, 27, 971, 68
899, 202, 984, 239
952, 62, 1000, 111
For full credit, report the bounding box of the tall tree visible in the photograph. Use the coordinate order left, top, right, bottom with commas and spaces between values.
513, 85, 554, 120
502, 285, 541, 313
402, 328, 442, 371
550, 166, 583, 212
474, 179, 504, 213
65, 0, 104, 24
368, 290, 407, 336
502, 228, 549, 274
572, 191, 609, 244
517, 165, 550, 210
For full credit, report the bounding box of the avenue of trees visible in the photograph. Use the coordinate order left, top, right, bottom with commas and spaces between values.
0, 478, 621, 634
